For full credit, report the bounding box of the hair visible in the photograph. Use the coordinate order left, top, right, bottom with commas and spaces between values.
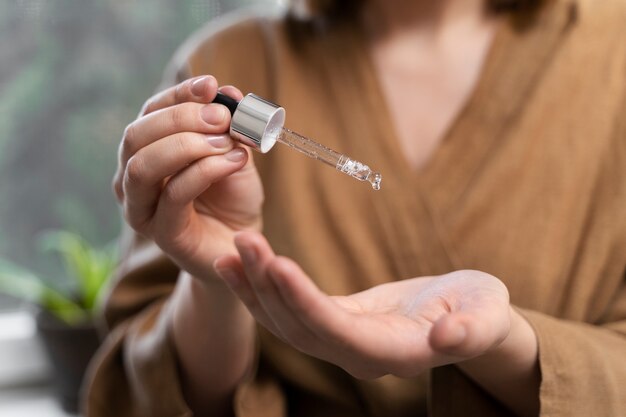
293, 0, 545, 19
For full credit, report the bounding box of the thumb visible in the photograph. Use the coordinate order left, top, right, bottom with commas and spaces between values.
429, 308, 511, 358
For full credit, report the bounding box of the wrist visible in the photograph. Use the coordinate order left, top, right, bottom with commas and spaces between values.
170, 271, 256, 413
457, 306, 537, 372
176, 270, 243, 309
488, 306, 537, 363
456, 306, 540, 417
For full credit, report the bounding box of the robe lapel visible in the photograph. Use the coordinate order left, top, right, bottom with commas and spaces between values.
316, 0, 577, 277
420, 0, 578, 215
316, 24, 460, 279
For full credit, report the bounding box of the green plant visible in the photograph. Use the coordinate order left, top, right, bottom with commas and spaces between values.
0, 230, 117, 325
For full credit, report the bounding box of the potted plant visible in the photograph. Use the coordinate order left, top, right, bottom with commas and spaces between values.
0, 230, 117, 413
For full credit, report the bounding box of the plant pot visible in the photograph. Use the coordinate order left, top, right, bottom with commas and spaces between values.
35, 309, 101, 414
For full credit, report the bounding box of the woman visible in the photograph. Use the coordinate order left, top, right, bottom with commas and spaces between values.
86, 0, 626, 416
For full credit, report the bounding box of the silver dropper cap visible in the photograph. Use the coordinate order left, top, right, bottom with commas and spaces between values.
229, 93, 285, 154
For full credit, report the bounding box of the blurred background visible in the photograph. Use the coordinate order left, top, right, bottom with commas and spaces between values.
0, 0, 281, 415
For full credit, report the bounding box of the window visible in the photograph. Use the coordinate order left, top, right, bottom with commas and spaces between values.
0, 0, 281, 402
0, 0, 280, 303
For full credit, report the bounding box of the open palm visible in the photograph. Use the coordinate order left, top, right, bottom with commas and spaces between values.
214, 232, 511, 379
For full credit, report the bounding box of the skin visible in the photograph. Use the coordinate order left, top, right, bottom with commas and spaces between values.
113, 0, 540, 416
363, 0, 504, 169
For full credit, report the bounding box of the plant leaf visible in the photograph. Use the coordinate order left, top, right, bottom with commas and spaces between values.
38, 230, 117, 311
39, 230, 94, 307
0, 259, 87, 325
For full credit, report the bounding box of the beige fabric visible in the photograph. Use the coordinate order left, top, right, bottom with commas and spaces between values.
85, 0, 626, 416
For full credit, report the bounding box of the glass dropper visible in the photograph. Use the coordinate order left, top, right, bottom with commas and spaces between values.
213, 92, 382, 191
277, 128, 382, 190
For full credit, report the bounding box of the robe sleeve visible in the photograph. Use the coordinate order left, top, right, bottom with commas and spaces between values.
520, 287, 626, 416
84, 226, 285, 417
431, 90, 626, 417
83, 226, 193, 417
429, 279, 626, 417
521, 80, 626, 417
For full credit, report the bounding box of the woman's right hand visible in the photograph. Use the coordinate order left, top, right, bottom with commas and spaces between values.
112, 75, 264, 281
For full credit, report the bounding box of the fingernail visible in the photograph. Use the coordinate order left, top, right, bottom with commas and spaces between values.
191, 77, 208, 97
201, 103, 226, 125
225, 148, 246, 162
216, 267, 240, 287
207, 134, 232, 149
240, 244, 257, 265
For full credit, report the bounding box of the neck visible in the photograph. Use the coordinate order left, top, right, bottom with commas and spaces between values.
360, 0, 492, 41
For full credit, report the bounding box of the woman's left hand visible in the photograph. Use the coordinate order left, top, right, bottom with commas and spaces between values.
213, 232, 512, 379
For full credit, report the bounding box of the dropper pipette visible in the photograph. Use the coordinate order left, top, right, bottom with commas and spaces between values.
213, 92, 382, 190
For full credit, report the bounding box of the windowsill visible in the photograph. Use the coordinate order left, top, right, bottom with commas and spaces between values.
0, 310, 81, 415
0, 310, 49, 386
0, 383, 78, 417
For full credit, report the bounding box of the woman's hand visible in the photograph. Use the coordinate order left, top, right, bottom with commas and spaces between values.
113, 76, 264, 281
214, 232, 513, 379
116, 77, 264, 414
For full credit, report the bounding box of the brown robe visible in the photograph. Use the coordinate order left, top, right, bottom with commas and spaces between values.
85, 0, 626, 415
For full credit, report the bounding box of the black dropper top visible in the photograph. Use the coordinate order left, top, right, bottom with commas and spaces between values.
212, 92, 239, 116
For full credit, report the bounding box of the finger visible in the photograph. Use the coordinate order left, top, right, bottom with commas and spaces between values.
429, 303, 510, 358
114, 83, 244, 201
132, 133, 234, 186
121, 133, 234, 228
141, 75, 219, 116
266, 256, 354, 349
120, 101, 231, 170
218, 85, 244, 101
214, 254, 289, 343
266, 257, 373, 371
429, 272, 510, 358
115, 101, 232, 200
150, 148, 248, 244
234, 232, 321, 349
